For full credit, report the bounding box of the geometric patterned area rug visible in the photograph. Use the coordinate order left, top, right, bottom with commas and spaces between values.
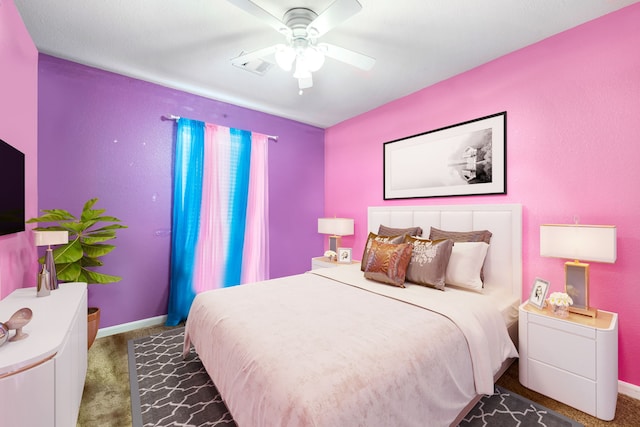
458, 386, 584, 427
127, 327, 236, 427
129, 328, 583, 427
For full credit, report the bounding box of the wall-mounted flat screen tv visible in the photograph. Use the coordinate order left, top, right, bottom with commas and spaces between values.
0, 138, 26, 236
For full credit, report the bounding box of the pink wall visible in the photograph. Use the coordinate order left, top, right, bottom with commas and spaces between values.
0, 0, 38, 298
325, 4, 640, 387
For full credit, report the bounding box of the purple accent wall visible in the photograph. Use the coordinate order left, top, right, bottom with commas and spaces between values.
38, 55, 325, 328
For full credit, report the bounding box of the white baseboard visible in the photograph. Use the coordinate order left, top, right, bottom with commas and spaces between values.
619, 380, 640, 400
96, 315, 168, 339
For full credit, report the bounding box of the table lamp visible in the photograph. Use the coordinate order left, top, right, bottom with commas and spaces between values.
318, 218, 354, 253
34, 230, 69, 295
540, 224, 616, 317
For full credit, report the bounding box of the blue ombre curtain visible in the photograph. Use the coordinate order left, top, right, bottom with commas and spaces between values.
166, 119, 269, 326
166, 119, 204, 326
224, 128, 252, 287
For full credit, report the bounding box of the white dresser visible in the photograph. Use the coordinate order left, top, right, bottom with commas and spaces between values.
518, 302, 618, 420
0, 282, 88, 427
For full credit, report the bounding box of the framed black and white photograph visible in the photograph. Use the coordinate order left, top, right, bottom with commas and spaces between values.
337, 247, 352, 263
383, 112, 506, 199
528, 278, 550, 309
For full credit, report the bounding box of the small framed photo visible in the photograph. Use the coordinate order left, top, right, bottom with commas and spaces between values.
337, 247, 352, 263
528, 278, 550, 309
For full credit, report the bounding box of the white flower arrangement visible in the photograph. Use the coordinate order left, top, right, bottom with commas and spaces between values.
324, 250, 337, 260
548, 292, 573, 307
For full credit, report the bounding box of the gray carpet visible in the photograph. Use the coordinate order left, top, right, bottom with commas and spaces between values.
129, 328, 583, 427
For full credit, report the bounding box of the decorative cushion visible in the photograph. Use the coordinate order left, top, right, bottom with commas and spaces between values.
360, 232, 406, 271
428, 227, 492, 283
377, 225, 423, 238
445, 242, 490, 291
428, 227, 492, 244
404, 236, 454, 290
363, 240, 413, 287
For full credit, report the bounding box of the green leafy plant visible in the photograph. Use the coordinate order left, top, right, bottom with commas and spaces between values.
26, 198, 128, 284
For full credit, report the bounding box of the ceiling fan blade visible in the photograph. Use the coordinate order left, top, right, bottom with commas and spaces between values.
231, 45, 278, 66
227, 0, 290, 35
320, 43, 375, 71
307, 0, 362, 37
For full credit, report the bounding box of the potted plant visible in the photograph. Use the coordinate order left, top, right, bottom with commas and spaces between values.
27, 198, 127, 348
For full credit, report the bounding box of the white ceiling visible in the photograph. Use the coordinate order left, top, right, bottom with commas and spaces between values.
14, 0, 638, 128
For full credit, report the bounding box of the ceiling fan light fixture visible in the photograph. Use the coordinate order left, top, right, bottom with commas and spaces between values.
228, 0, 374, 92
275, 44, 296, 71
307, 26, 320, 38
298, 76, 313, 90
303, 45, 325, 72
293, 57, 312, 79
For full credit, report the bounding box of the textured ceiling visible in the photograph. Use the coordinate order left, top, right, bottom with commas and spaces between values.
14, 0, 638, 128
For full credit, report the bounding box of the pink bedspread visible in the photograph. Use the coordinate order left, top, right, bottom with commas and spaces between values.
184, 265, 516, 426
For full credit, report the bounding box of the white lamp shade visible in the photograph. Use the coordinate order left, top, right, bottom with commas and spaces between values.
275, 44, 296, 71
318, 218, 354, 236
34, 230, 69, 247
540, 224, 616, 263
303, 46, 325, 72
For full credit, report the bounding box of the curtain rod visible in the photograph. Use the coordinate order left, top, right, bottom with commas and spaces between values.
163, 114, 278, 142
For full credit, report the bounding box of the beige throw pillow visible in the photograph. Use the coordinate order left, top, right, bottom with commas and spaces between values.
404, 236, 454, 290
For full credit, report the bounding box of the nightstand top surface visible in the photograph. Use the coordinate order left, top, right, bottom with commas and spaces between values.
521, 302, 615, 329
313, 256, 359, 264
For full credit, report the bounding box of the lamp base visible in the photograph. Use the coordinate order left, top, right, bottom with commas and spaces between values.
328, 235, 341, 253
44, 248, 59, 290
565, 261, 595, 317
37, 265, 51, 297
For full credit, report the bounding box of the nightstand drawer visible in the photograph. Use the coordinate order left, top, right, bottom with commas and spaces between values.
529, 312, 596, 339
529, 322, 596, 379
529, 359, 596, 416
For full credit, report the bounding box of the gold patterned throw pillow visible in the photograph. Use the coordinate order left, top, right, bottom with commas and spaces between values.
363, 240, 413, 287
360, 232, 406, 271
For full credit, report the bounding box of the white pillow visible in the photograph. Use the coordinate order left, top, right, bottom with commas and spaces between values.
445, 242, 489, 291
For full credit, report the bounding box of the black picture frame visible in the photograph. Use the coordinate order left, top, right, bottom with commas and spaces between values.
383, 112, 506, 200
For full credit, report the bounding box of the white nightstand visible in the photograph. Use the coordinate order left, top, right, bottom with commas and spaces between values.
311, 256, 359, 270
518, 302, 618, 420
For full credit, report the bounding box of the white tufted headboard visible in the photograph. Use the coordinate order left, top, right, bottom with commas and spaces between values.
368, 204, 522, 298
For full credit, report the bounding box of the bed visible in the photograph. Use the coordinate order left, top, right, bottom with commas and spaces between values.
183, 204, 522, 426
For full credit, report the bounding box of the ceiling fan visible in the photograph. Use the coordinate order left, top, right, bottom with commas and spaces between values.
229, 0, 375, 93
